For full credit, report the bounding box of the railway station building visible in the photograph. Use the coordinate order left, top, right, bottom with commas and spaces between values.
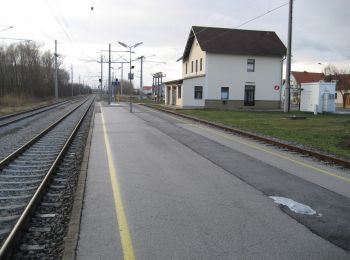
164, 26, 286, 109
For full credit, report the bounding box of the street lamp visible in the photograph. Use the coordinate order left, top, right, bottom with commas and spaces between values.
118, 41, 143, 95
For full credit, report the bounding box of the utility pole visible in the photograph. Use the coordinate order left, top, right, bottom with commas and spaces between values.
120, 63, 123, 96
54, 40, 58, 100
71, 64, 73, 97
284, 0, 293, 113
108, 43, 111, 104
100, 54, 103, 93
129, 46, 132, 89
139, 56, 144, 101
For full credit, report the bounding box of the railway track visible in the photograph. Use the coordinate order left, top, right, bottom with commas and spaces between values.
0, 98, 79, 128
142, 104, 350, 168
0, 96, 95, 259
0, 97, 86, 162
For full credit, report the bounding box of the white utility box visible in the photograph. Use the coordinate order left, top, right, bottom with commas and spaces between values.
300, 82, 336, 113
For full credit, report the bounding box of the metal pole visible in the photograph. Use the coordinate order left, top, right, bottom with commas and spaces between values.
71, 64, 73, 97
140, 56, 143, 101
129, 47, 132, 89
100, 54, 103, 94
284, 0, 293, 113
157, 77, 160, 101
160, 73, 163, 99
112, 69, 115, 100
121, 63, 123, 96
108, 43, 111, 104
78, 74, 81, 95
54, 40, 58, 100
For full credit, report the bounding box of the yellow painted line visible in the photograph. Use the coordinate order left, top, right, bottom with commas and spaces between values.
149, 107, 350, 184
100, 104, 136, 260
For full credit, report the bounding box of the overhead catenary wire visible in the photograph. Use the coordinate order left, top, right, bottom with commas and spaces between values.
45, 0, 103, 86
0, 37, 32, 41
0, 26, 13, 33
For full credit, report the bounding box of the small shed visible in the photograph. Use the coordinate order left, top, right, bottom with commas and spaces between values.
300, 82, 336, 113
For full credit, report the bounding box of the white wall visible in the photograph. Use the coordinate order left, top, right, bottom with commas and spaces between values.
300, 82, 336, 112
182, 37, 206, 78
182, 76, 205, 107
206, 53, 282, 101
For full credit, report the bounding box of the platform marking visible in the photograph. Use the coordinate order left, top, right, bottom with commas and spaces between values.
146, 107, 350, 184
100, 104, 136, 260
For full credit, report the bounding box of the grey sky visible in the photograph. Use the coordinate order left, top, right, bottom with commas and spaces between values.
0, 0, 349, 88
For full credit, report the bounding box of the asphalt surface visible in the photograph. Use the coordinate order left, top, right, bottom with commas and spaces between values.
77, 102, 350, 259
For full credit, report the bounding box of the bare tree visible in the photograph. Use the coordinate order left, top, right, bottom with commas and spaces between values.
0, 41, 92, 102
119, 80, 134, 95
323, 64, 350, 108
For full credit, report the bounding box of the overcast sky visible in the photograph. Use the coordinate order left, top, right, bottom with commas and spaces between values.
1, 0, 349, 89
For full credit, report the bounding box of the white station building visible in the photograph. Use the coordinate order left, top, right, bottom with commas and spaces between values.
164, 26, 286, 109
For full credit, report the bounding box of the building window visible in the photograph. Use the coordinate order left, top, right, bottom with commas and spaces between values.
195, 60, 198, 72
244, 85, 255, 106
191, 61, 194, 73
200, 58, 203, 71
194, 86, 203, 99
247, 59, 255, 72
178, 86, 181, 99
221, 87, 229, 100
185, 63, 188, 74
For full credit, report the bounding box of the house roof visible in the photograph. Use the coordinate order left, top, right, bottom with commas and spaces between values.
182, 26, 286, 60
292, 71, 324, 84
143, 86, 153, 90
163, 79, 183, 85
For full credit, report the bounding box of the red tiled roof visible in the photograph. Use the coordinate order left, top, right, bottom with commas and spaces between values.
291, 71, 324, 84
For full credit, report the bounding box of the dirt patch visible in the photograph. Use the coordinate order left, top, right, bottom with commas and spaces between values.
0, 95, 55, 116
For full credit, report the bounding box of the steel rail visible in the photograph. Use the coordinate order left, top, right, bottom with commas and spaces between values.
0, 97, 90, 169
0, 96, 82, 128
142, 104, 350, 168
0, 96, 95, 259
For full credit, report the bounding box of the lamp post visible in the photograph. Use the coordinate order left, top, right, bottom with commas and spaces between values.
118, 41, 143, 97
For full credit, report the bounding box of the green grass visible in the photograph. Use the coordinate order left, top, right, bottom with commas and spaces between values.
177, 109, 350, 160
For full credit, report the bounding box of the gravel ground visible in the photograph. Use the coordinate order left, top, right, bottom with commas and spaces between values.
11, 100, 94, 259
0, 98, 85, 161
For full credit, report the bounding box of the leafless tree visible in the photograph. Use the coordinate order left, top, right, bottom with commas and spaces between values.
0, 41, 91, 104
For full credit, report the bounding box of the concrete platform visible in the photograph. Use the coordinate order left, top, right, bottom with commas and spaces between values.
76, 102, 349, 259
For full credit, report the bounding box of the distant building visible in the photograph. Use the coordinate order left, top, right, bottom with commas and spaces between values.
281, 70, 350, 108
164, 26, 286, 109
284, 71, 325, 105
142, 86, 153, 95
324, 73, 350, 108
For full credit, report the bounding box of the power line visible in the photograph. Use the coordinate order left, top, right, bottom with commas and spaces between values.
46, 0, 76, 48
0, 37, 32, 41
193, 2, 289, 47
236, 2, 289, 29
0, 26, 13, 33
